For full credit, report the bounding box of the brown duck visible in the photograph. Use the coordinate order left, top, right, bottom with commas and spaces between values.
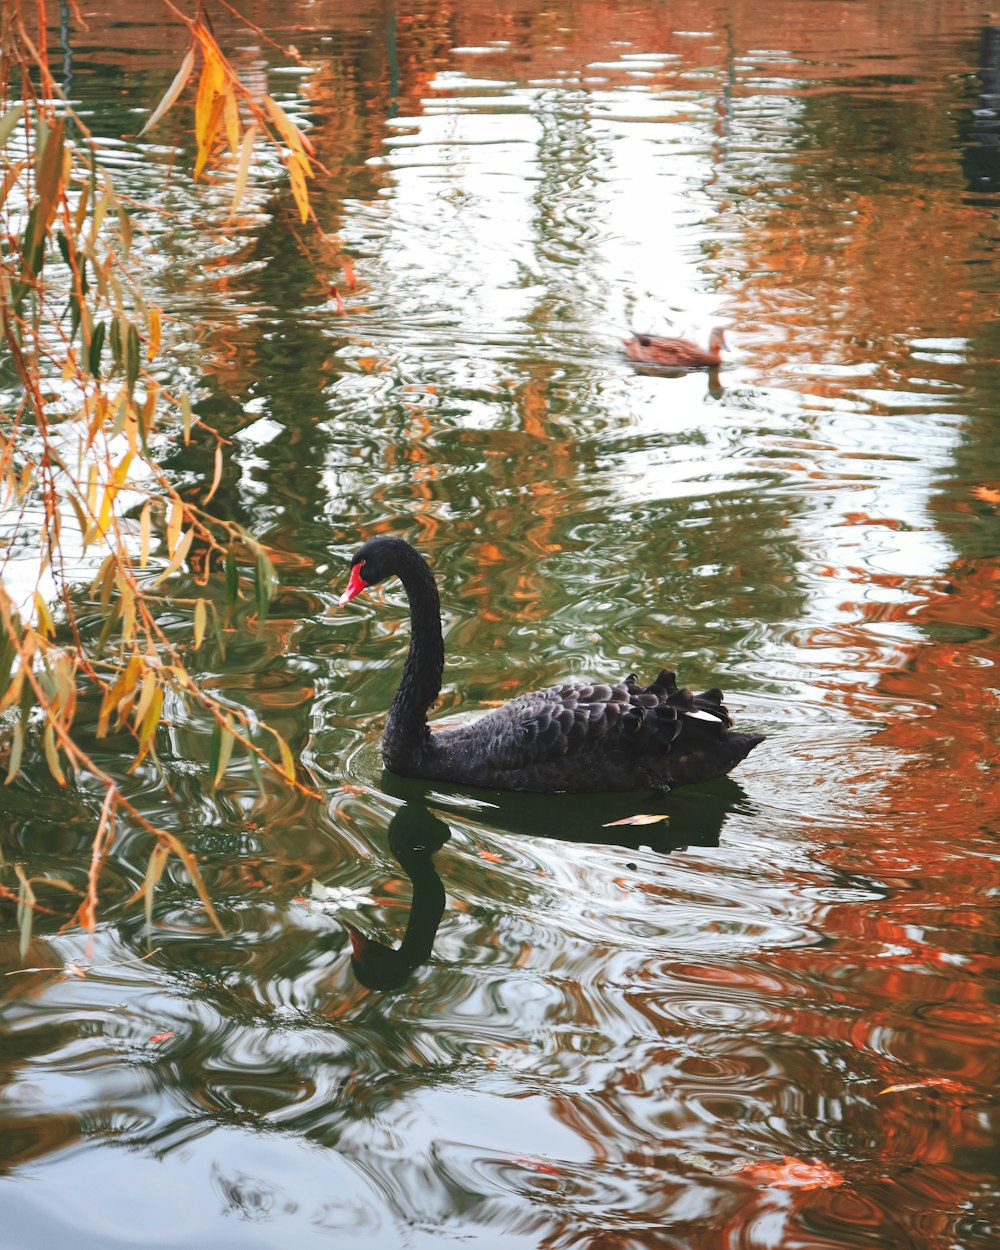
624, 326, 728, 370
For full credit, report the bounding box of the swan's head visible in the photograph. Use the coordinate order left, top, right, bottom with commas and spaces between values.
339, 535, 418, 605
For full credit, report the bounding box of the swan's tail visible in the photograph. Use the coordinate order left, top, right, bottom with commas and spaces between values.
633, 669, 764, 786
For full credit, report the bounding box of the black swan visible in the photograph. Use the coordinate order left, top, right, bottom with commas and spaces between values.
339, 536, 763, 793
624, 326, 728, 369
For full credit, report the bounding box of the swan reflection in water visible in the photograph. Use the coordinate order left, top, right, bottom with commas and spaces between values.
342, 775, 749, 991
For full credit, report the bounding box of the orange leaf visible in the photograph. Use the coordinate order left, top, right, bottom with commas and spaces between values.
479, 851, 503, 862
735, 1156, 844, 1190
148, 307, 161, 361
149, 1030, 175, 1044
971, 485, 1000, 506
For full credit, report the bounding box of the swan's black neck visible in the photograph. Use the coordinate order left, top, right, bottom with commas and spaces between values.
383, 546, 445, 771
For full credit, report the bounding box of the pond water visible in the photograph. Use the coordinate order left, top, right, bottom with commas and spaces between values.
2, 1, 999, 1246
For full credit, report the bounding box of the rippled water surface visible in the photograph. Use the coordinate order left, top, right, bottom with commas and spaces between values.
2, 1, 999, 1246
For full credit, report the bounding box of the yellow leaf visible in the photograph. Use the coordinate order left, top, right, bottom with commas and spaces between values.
138, 685, 164, 750
98, 654, 142, 737
194, 43, 225, 143
223, 85, 240, 156
133, 670, 158, 728
43, 723, 67, 786
179, 391, 194, 444
86, 393, 109, 449
229, 123, 256, 217
120, 586, 137, 645
152, 528, 193, 586
139, 45, 196, 135
287, 151, 310, 224
92, 451, 134, 541
262, 94, 315, 158
166, 499, 183, 557
6, 717, 23, 783
0, 666, 23, 716
193, 599, 207, 650
194, 91, 226, 180
143, 843, 170, 933
212, 720, 235, 789
139, 501, 151, 569
33, 592, 55, 639
275, 732, 295, 782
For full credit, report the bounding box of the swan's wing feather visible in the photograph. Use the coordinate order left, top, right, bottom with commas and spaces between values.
469, 672, 733, 773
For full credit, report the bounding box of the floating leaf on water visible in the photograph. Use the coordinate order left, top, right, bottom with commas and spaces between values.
149, 1030, 175, 1044
877, 1077, 974, 1097
603, 813, 670, 827
734, 1155, 844, 1191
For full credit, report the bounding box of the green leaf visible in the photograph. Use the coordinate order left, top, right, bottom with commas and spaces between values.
253, 552, 276, 623
22, 202, 45, 276
0, 103, 25, 149
0, 630, 14, 704
126, 322, 140, 395
109, 314, 122, 369
88, 320, 106, 378
96, 598, 123, 652
208, 718, 222, 784
17, 871, 34, 959
210, 601, 226, 661
179, 390, 194, 443
247, 750, 266, 798
225, 545, 238, 617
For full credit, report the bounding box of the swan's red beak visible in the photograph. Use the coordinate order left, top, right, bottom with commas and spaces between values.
339, 562, 367, 606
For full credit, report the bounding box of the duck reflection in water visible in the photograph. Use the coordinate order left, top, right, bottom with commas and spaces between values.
342, 775, 748, 991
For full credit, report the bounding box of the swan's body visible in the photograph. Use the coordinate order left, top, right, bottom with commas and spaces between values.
624, 326, 727, 370
340, 537, 763, 794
